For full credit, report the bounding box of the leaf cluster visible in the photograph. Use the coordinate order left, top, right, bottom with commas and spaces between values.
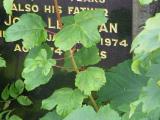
1, 0, 160, 120
0, 79, 32, 120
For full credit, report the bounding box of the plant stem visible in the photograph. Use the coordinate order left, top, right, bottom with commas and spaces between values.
69, 49, 99, 112
69, 50, 99, 112
53, 0, 99, 112
54, 65, 74, 70
53, 0, 63, 28
89, 95, 99, 112
69, 49, 79, 73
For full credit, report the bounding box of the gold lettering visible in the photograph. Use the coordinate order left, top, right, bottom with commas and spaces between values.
44, 5, 62, 13
4, 16, 20, 26
12, 3, 39, 12
14, 44, 22, 52
48, 17, 55, 29
110, 23, 118, 33
99, 24, 108, 33
22, 46, 29, 52
47, 34, 54, 41
99, 23, 118, 33
100, 51, 107, 59
68, 6, 95, 14
14, 44, 29, 52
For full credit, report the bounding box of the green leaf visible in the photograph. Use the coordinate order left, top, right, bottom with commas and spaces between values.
131, 13, 160, 74
97, 60, 148, 109
139, 0, 157, 5
42, 88, 86, 117
127, 105, 160, 120
147, 107, 160, 120
132, 48, 160, 75
147, 63, 160, 80
5, 110, 12, 120
9, 115, 22, 120
62, 16, 75, 27
17, 95, 32, 106
14, 79, 24, 95
22, 44, 56, 91
130, 64, 160, 114
132, 78, 160, 113
122, 104, 148, 120
9, 83, 19, 98
0, 57, 6, 67
0, 110, 11, 119
1, 85, 10, 101
8, 79, 24, 98
54, 9, 107, 51
40, 111, 62, 120
75, 67, 106, 95
63, 105, 121, 120
64, 46, 100, 70
3, 0, 14, 15
5, 13, 47, 49
97, 105, 121, 120
64, 106, 95, 120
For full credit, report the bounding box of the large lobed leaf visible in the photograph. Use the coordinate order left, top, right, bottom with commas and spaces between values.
40, 111, 62, 120
75, 67, 106, 96
131, 13, 160, 74
122, 104, 160, 120
22, 44, 56, 91
64, 46, 100, 70
5, 13, 47, 49
97, 60, 148, 110
54, 9, 107, 51
42, 88, 86, 117
64, 105, 121, 120
130, 78, 160, 114
140, 78, 160, 113
129, 57, 160, 116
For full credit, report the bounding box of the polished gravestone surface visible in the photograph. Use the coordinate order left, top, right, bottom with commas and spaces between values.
0, 0, 132, 119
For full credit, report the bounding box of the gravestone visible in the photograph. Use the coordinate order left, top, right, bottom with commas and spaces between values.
0, 0, 132, 119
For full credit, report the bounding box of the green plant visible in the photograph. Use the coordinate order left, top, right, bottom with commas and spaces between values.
128, 0, 160, 118
0, 0, 160, 120
2, 0, 109, 119
0, 79, 31, 120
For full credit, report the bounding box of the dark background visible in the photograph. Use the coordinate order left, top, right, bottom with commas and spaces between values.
0, 0, 132, 119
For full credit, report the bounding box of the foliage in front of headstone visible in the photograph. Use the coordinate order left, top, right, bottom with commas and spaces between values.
0, 79, 31, 120
1, 0, 160, 120
22, 44, 56, 91
5, 13, 48, 49
129, 0, 160, 119
2, 1, 109, 119
97, 60, 148, 110
131, 13, 160, 74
